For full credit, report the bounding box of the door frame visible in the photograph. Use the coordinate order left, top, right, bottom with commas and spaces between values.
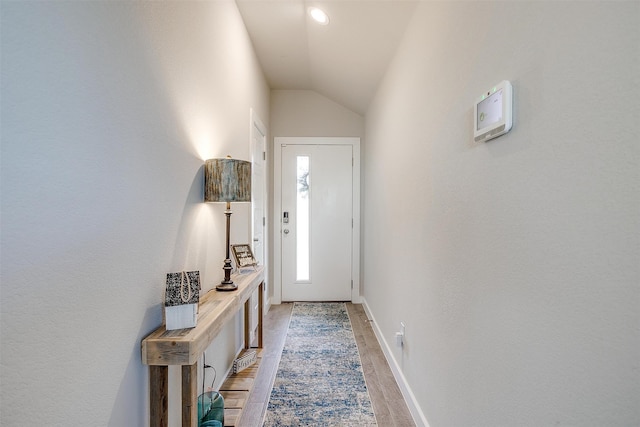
272, 137, 361, 304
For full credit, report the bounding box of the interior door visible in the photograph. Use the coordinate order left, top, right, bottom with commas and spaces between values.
251, 115, 266, 267
281, 143, 353, 301
249, 109, 266, 344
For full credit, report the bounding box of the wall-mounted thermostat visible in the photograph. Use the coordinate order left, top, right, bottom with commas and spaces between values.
474, 80, 513, 142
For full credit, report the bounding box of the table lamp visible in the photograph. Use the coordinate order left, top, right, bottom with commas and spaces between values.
204, 157, 251, 291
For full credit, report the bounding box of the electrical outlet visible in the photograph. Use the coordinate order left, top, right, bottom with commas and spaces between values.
395, 332, 404, 347
396, 321, 406, 348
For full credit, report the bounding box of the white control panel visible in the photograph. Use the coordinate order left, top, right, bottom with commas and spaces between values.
474, 80, 513, 142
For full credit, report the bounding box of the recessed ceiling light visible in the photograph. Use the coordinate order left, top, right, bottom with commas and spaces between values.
308, 7, 329, 25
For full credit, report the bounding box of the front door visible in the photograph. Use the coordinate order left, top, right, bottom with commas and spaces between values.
280, 142, 353, 301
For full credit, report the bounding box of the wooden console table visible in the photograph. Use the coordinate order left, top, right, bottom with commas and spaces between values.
141, 267, 264, 427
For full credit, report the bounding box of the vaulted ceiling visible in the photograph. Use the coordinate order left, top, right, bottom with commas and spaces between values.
235, 0, 418, 115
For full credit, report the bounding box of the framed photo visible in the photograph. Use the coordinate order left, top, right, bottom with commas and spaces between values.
231, 244, 257, 270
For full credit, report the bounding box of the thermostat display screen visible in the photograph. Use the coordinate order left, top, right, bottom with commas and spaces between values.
473, 80, 512, 142
476, 89, 503, 131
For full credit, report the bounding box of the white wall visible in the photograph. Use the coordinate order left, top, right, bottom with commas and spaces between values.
271, 89, 365, 138
0, 2, 269, 425
364, 2, 639, 426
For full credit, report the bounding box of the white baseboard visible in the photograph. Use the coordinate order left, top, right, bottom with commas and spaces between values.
361, 299, 430, 427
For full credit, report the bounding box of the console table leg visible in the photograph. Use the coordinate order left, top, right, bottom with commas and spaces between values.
244, 297, 251, 349
149, 365, 168, 427
182, 363, 198, 427
258, 281, 264, 348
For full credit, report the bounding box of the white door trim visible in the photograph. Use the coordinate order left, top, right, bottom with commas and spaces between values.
272, 137, 361, 304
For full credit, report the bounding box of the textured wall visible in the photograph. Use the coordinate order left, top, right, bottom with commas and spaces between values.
0, 2, 269, 425
364, 2, 639, 426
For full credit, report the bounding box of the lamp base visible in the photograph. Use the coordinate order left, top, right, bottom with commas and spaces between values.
216, 282, 237, 292
216, 257, 236, 292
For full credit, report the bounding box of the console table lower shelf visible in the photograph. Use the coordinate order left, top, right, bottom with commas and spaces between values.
220, 348, 264, 426
141, 268, 264, 427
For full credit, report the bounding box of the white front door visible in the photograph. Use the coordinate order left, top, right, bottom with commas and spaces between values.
280, 143, 353, 301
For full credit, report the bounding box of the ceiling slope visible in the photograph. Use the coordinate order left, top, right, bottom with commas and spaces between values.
236, 0, 418, 115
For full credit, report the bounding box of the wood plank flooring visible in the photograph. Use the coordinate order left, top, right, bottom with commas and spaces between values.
237, 302, 416, 427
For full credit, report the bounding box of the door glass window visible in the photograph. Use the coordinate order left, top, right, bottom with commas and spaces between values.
296, 156, 310, 281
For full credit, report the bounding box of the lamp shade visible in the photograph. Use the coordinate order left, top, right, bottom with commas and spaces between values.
204, 158, 251, 203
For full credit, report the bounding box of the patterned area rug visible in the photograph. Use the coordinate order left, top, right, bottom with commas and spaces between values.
263, 303, 377, 426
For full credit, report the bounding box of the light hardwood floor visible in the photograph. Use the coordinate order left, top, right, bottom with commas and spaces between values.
237, 302, 416, 427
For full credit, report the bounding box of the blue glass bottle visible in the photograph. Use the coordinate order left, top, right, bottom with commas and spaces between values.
198, 391, 224, 427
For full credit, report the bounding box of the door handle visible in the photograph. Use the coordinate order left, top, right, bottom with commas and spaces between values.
283, 229, 290, 234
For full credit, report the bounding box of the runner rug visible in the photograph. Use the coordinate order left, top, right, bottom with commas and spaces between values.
263, 302, 377, 426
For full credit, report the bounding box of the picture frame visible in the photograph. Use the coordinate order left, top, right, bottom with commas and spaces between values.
231, 244, 257, 270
